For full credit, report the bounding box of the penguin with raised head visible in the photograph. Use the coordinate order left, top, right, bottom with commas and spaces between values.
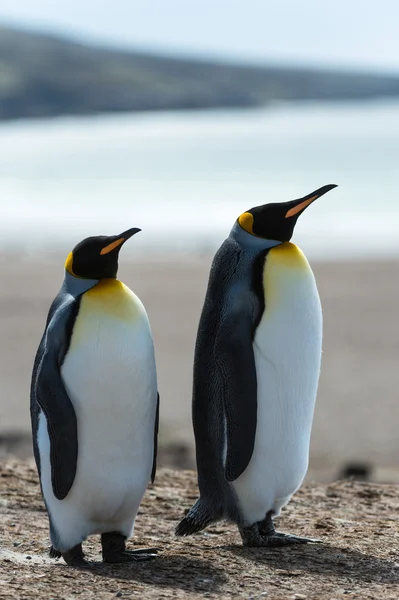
176, 185, 337, 547
31, 228, 159, 566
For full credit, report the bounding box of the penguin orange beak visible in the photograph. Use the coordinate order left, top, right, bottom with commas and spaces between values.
120, 227, 142, 240
100, 228, 141, 255
285, 184, 337, 219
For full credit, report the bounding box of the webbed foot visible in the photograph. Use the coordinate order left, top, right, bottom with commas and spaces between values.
101, 532, 158, 563
239, 511, 322, 548
271, 532, 321, 544
103, 550, 158, 563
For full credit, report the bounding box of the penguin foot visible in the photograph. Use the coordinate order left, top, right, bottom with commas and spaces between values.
120, 547, 160, 555
62, 543, 89, 567
259, 532, 314, 547
240, 525, 318, 548
103, 550, 158, 563
101, 532, 158, 564
271, 532, 322, 544
240, 512, 321, 548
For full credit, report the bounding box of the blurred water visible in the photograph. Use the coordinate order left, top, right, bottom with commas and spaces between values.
0, 101, 398, 259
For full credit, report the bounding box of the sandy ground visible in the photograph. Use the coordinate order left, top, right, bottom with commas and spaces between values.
1, 459, 399, 599
0, 253, 399, 481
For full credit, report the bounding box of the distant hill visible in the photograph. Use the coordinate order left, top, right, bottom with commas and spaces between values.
1, 26, 399, 121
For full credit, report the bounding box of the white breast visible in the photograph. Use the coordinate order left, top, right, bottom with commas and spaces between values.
231, 243, 322, 525
38, 280, 157, 551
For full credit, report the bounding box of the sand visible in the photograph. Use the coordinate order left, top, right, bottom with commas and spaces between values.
1, 459, 399, 599
0, 253, 398, 481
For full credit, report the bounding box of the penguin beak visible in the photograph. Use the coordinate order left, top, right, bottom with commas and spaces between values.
100, 228, 141, 255
285, 184, 337, 219
120, 227, 142, 241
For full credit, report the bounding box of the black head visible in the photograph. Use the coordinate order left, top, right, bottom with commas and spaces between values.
64, 228, 141, 279
237, 184, 337, 242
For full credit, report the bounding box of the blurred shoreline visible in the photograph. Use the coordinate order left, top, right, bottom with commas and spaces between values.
2, 25, 399, 122
0, 251, 398, 483
2, 102, 399, 263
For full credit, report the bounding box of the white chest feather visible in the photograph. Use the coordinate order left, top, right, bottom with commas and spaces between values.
61, 281, 157, 460
232, 243, 322, 524
38, 279, 157, 549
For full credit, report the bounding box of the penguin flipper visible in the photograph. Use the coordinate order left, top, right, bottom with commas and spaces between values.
34, 296, 80, 501
150, 392, 160, 483
215, 297, 258, 483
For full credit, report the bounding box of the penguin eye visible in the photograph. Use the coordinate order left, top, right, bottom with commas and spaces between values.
100, 238, 125, 255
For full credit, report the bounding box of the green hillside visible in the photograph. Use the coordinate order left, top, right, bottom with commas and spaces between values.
1, 26, 399, 120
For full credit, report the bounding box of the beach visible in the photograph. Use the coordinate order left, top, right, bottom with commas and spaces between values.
1, 87, 399, 484
2, 460, 398, 598
1, 253, 398, 482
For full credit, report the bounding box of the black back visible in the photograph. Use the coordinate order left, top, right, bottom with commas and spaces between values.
192, 230, 274, 519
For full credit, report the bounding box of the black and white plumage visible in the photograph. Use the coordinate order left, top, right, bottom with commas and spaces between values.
176, 185, 337, 546
31, 229, 159, 565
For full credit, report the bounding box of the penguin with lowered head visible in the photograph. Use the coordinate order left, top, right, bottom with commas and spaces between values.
176, 185, 336, 547
31, 228, 159, 566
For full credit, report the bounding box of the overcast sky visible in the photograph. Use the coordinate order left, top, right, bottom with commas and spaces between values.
1, 0, 399, 72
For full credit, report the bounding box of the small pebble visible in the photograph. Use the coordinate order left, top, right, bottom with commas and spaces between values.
116, 593, 122, 598
26, 555, 32, 560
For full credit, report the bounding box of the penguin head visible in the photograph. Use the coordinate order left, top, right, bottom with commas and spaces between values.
237, 184, 337, 242
64, 228, 141, 279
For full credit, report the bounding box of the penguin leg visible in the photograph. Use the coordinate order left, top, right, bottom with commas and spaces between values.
62, 543, 89, 567
101, 532, 158, 563
240, 512, 321, 547
239, 522, 264, 547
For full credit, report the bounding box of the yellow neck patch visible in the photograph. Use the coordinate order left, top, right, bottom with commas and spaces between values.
238, 212, 256, 235
83, 279, 141, 322
266, 242, 310, 270
261, 243, 316, 315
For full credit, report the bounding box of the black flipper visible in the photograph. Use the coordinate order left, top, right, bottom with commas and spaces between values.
31, 294, 81, 500
176, 236, 268, 535
215, 293, 258, 482
151, 392, 160, 483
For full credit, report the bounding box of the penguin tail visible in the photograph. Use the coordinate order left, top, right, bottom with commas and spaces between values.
49, 546, 61, 559
175, 499, 216, 536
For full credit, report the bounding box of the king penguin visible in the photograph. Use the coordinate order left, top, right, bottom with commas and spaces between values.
176, 184, 337, 547
30, 228, 159, 566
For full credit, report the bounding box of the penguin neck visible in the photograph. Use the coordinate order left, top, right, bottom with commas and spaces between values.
64, 271, 99, 297
229, 222, 282, 253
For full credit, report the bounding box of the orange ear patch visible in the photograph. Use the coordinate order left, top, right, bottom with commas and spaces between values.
285, 195, 318, 218
100, 237, 124, 255
238, 212, 255, 234
64, 251, 75, 275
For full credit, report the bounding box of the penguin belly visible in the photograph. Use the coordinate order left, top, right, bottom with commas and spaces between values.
231, 243, 322, 526
38, 280, 157, 551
